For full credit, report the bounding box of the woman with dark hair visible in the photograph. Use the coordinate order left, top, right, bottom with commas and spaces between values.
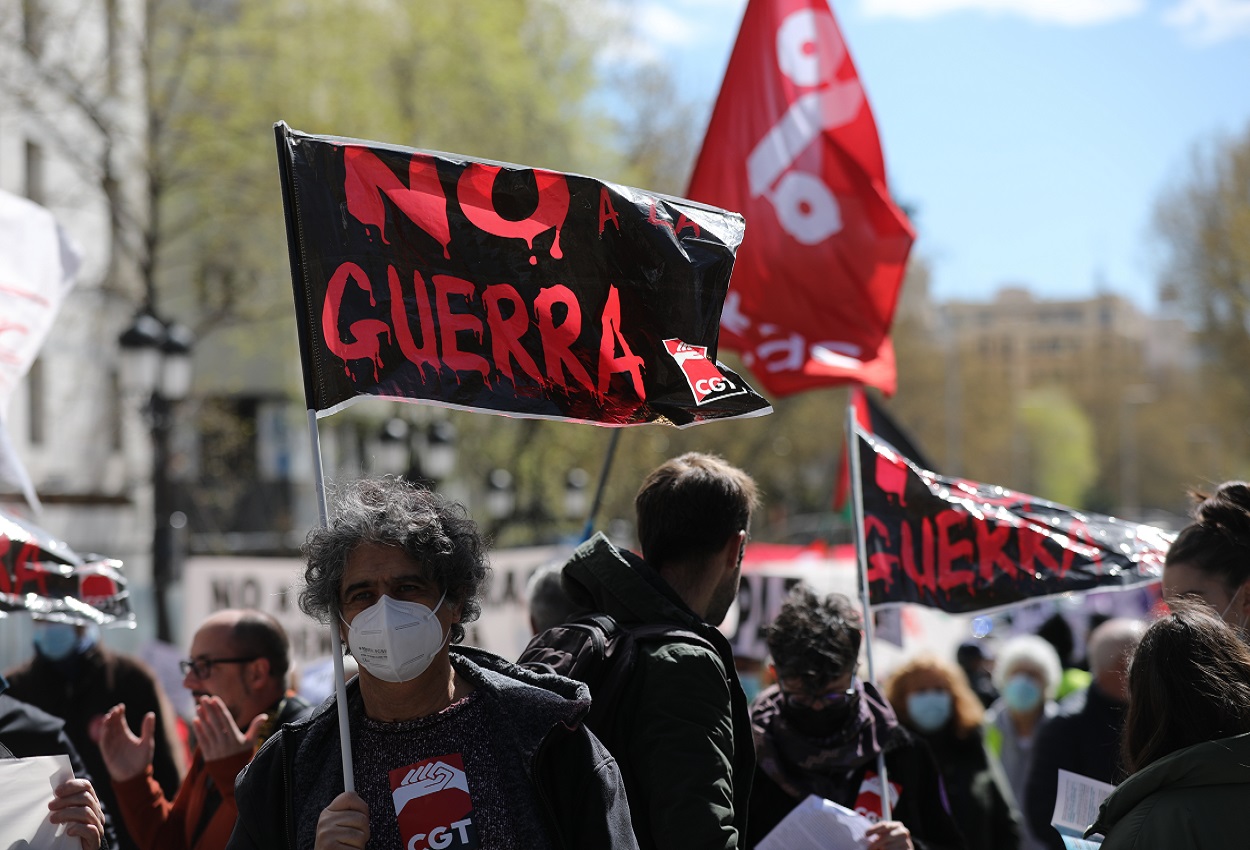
1162, 481, 1250, 629
1086, 599, 1250, 848
748, 586, 966, 850
885, 657, 1021, 850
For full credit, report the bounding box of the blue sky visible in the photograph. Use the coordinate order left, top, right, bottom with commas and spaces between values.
617, 0, 1250, 308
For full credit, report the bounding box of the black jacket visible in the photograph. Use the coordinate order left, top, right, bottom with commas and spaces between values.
561, 533, 754, 850
226, 646, 638, 850
747, 724, 967, 850
1023, 684, 1126, 850
919, 727, 1020, 850
0, 675, 118, 850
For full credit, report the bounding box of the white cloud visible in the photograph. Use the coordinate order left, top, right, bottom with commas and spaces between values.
598, 0, 740, 68
636, 3, 701, 47
860, 0, 1144, 26
1164, 0, 1250, 42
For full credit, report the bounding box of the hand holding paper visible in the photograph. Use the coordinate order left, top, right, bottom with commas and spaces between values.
0, 754, 98, 849
48, 776, 106, 850
1051, 769, 1113, 848
866, 819, 915, 850
758, 794, 879, 849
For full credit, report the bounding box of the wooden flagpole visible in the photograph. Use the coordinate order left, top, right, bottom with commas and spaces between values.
846, 397, 892, 820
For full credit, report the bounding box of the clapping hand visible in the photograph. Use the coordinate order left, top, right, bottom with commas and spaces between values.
193, 695, 267, 762
98, 703, 154, 782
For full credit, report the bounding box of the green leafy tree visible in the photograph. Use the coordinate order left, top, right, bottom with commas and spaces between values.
1154, 123, 1250, 418
1017, 387, 1096, 506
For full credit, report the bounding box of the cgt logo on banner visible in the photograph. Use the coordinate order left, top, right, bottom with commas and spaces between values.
391, 754, 477, 850
856, 430, 1174, 614
663, 339, 749, 405
275, 123, 772, 428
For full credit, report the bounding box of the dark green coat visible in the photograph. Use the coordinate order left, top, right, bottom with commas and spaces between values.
1087, 732, 1250, 849
562, 533, 754, 850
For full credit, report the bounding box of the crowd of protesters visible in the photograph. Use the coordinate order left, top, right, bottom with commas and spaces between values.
8, 467, 1250, 850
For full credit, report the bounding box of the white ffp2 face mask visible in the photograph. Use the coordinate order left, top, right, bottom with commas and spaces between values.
342, 593, 449, 683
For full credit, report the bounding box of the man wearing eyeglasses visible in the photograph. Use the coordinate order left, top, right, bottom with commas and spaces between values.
97, 609, 312, 850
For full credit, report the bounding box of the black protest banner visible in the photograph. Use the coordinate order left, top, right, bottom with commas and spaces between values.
275, 123, 772, 427
858, 430, 1171, 613
0, 508, 133, 625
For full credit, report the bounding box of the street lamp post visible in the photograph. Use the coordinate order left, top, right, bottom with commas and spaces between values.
375, 415, 459, 489
564, 468, 590, 521
118, 311, 194, 645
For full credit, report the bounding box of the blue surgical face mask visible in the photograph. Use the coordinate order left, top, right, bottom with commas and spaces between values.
1002, 673, 1044, 713
739, 673, 763, 705
34, 622, 80, 661
906, 689, 953, 733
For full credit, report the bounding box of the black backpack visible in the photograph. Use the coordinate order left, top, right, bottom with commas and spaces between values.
517, 612, 715, 753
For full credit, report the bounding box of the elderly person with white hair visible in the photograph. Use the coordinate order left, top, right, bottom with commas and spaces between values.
984, 635, 1063, 850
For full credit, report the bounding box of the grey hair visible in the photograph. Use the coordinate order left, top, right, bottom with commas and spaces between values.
993, 634, 1064, 700
525, 562, 579, 634
1087, 617, 1147, 678
299, 477, 489, 644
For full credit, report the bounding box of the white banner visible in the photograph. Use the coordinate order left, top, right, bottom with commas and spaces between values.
0, 189, 82, 511
183, 543, 968, 695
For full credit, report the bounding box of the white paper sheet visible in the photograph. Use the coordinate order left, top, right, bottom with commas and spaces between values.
1050, 768, 1114, 846
1061, 837, 1104, 850
0, 754, 81, 849
758, 793, 873, 850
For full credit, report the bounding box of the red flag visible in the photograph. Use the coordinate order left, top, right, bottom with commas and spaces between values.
687, 0, 913, 396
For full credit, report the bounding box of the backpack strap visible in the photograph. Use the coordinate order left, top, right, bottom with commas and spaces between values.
626, 623, 716, 653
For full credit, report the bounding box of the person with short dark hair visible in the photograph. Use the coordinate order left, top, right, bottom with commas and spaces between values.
227, 477, 637, 850
1162, 481, 1250, 630
1035, 614, 1090, 700
955, 641, 998, 709
99, 609, 312, 850
748, 586, 966, 850
1087, 600, 1250, 848
559, 452, 757, 850
886, 656, 1021, 850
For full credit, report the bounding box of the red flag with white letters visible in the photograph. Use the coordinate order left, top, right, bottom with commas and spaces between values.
687, 0, 913, 396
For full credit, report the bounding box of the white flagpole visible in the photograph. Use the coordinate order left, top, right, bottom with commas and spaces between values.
307, 409, 355, 793
846, 397, 892, 821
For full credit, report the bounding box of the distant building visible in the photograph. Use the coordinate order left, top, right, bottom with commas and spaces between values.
940, 286, 1192, 392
